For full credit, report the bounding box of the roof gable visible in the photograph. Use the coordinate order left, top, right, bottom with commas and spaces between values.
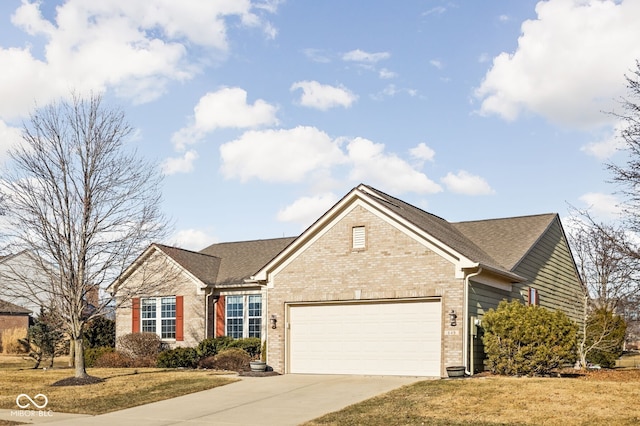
255, 184, 561, 282
452, 214, 557, 271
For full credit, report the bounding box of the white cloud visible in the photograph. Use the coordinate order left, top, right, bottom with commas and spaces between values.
372, 84, 418, 100
172, 87, 278, 150
409, 142, 436, 163
219, 126, 346, 182
0, 0, 278, 119
441, 170, 495, 195
342, 49, 390, 63
219, 128, 441, 195
581, 121, 627, 159
170, 228, 218, 250
378, 68, 397, 79
0, 120, 23, 161
475, 0, 640, 129
429, 59, 443, 69
302, 48, 331, 63
162, 150, 198, 175
277, 193, 339, 226
579, 192, 622, 219
290, 81, 358, 111
347, 137, 442, 194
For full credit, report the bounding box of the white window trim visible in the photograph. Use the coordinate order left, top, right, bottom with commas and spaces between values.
141, 296, 176, 341
225, 294, 262, 339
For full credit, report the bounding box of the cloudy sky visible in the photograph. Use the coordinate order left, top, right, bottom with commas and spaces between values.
0, 0, 638, 249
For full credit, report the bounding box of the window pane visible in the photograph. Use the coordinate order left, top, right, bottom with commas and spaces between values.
161, 297, 176, 318
226, 296, 243, 338
248, 295, 261, 338
161, 319, 176, 339
141, 299, 156, 319
160, 297, 176, 338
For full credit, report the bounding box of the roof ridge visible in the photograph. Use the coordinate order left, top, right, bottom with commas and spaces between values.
454, 212, 557, 225
154, 243, 221, 259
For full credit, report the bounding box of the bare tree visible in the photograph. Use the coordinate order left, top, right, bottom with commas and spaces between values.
609, 60, 640, 237
567, 213, 636, 368
0, 93, 169, 379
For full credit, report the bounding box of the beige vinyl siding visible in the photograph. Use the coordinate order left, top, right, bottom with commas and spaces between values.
510, 218, 583, 324
468, 281, 511, 373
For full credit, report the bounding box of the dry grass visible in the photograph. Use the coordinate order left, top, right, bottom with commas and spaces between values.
1, 329, 27, 355
305, 370, 640, 426
0, 366, 237, 415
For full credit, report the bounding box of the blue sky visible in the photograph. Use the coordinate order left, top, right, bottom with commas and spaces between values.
0, 0, 639, 249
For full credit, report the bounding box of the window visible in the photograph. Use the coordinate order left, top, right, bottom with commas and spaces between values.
226, 295, 244, 338
528, 287, 539, 306
141, 296, 176, 339
226, 294, 262, 339
352, 226, 366, 250
248, 295, 262, 338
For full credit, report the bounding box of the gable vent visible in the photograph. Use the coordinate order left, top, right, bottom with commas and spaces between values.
352, 226, 366, 250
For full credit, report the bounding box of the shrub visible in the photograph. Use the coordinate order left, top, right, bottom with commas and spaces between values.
585, 308, 627, 368
482, 300, 578, 376
209, 348, 251, 372
196, 336, 234, 359
84, 346, 115, 368
94, 350, 156, 368
198, 355, 217, 369
2, 327, 27, 354
228, 337, 262, 359
94, 351, 134, 368
83, 317, 115, 348
156, 347, 199, 368
117, 332, 163, 359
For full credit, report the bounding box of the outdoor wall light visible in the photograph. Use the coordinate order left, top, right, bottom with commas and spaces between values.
449, 310, 457, 327
270, 314, 277, 329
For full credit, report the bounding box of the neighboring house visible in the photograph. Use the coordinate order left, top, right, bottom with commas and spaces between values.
0, 251, 51, 314
116, 184, 583, 377
0, 299, 32, 346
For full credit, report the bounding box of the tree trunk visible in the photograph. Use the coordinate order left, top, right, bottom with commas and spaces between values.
74, 338, 87, 378
68, 338, 75, 367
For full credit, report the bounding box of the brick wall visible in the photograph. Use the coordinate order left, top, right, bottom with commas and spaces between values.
266, 204, 464, 376
115, 250, 205, 348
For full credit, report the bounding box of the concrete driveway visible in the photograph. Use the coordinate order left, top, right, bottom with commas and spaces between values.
3, 374, 425, 426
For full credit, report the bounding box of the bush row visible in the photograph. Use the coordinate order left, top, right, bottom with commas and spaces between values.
86, 334, 262, 371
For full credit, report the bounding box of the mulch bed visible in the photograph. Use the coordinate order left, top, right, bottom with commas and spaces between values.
51, 375, 105, 386
238, 370, 280, 377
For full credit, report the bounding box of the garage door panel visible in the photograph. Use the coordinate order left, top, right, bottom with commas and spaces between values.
288, 300, 441, 376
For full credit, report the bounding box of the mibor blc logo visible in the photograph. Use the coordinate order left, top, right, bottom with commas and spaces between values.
16, 393, 48, 409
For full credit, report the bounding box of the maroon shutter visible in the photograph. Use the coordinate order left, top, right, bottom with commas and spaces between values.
132, 298, 140, 333
215, 295, 226, 337
176, 296, 184, 341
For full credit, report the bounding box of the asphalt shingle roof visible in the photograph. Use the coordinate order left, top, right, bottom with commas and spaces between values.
199, 237, 296, 286
153, 244, 221, 286
360, 185, 557, 275
0, 299, 32, 315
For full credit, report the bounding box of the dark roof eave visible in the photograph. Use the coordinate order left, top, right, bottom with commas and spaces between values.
467, 263, 527, 283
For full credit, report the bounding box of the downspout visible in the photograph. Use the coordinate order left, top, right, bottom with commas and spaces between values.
205, 290, 213, 340
463, 267, 482, 376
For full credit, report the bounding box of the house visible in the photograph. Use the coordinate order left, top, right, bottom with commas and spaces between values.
114, 238, 295, 347
0, 251, 51, 314
0, 299, 32, 346
115, 184, 583, 377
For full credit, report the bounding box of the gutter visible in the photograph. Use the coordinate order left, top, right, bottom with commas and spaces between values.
463, 266, 482, 376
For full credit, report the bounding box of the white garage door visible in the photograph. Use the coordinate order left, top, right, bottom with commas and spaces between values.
288, 299, 441, 376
